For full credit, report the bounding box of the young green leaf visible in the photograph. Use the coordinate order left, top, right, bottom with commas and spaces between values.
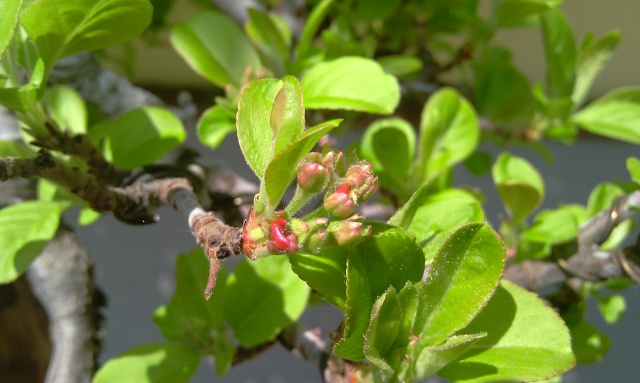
572, 87, 640, 144
417, 87, 480, 181
0, 140, 35, 158
521, 205, 586, 247
438, 281, 575, 383
540, 8, 576, 99
569, 320, 610, 364
288, 245, 348, 308
171, 11, 261, 88
376, 55, 423, 77
494, 0, 562, 28
90, 106, 186, 169
414, 333, 487, 379
43, 85, 87, 135
93, 342, 200, 383
333, 223, 425, 360
0, 56, 46, 112
223, 256, 310, 346
0, 0, 21, 59
474, 46, 534, 127
0, 201, 66, 283
597, 294, 626, 324
245, 8, 290, 75
627, 157, 640, 184
360, 117, 415, 190
301, 56, 400, 114
197, 105, 236, 150
295, 0, 336, 61
405, 189, 485, 262
270, 76, 305, 156
586, 182, 624, 217
21, 0, 152, 69
573, 31, 621, 107
492, 152, 545, 223
264, 119, 341, 210
236, 78, 283, 178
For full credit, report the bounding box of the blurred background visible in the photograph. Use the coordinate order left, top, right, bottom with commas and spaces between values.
70, 0, 640, 382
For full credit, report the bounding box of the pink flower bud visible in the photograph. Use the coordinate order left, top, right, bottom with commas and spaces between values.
324, 183, 356, 218
345, 161, 378, 202
305, 230, 327, 253
322, 150, 347, 177
329, 219, 372, 246
297, 162, 328, 193
268, 216, 298, 253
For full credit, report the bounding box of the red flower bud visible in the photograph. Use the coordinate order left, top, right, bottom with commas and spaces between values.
268, 216, 298, 253
324, 183, 356, 218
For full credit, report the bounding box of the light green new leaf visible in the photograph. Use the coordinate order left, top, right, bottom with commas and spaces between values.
573, 87, 640, 144
223, 256, 310, 346
540, 8, 576, 99
0, 140, 35, 158
438, 281, 575, 383
171, 11, 261, 88
0, 0, 22, 59
494, 0, 562, 28
627, 157, 640, 184
270, 76, 305, 156
521, 205, 586, 246
376, 55, 423, 77
197, 105, 236, 150
418, 87, 480, 181
295, 0, 335, 61
90, 106, 186, 169
333, 223, 424, 361
413, 223, 505, 347
586, 182, 624, 217
0, 56, 45, 112
405, 189, 485, 263
301, 56, 400, 114
492, 153, 545, 223
43, 85, 87, 135
93, 342, 200, 383
597, 294, 626, 324
21, 0, 152, 69
0, 201, 66, 283
246, 8, 290, 75
414, 333, 487, 379
288, 245, 348, 308
569, 320, 609, 364
360, 117, 415, 189
236, 78, 283, 178
573, 31, 620, 106
264, 119, 340, 210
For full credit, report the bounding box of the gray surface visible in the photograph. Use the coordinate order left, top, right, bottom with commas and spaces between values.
71, 135, 640, 382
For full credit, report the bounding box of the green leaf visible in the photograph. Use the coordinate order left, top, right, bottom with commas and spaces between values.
573, 31, 620, 106
376, 55, 423, 77
0, 56, 45, 111
0, 0, 22, 59
464, 150, 493, 176
21, 0, 152, 69
301, 56, 400, 114
245, 8, 290, 75
354, 0, 402, 20
0, 201, 65, 283
521, 205, 586, 245
494, 0, 562, 28
90, 106, 186, 169
492, 152, 545, 222
418, 87, 480, 181
474, 46, 534, 127
439, 281, 575, 383
0, 140, 35, 158
414, 333, 487, 379
586, 182, 624, 217
264, 119, 340, 210
628, 157, 640, 184
43, 85, 87, 135
597, 294, 626, 324
171, 11, 261, 88
270, 76, 305, 156
295, 0, 336, 61
572, 87, 640, 144
93, 342, 200, 383
236, 78, 283, 178
568, 320, 610, 364
388, 182, 435, 230
288, 245, 348, 308
540, 8, 576, 99
223, 256, 310, 346
333, 223, 425, 360
197, 105, 235, 150
405, 189, 485, 262
414, 223, 505, 346
360, 117, 415, 190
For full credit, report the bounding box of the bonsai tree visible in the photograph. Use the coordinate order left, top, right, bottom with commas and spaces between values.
1, 0, 638, 382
